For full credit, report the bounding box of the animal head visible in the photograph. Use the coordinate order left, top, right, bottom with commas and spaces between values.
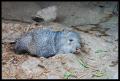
58, 30, 81, 54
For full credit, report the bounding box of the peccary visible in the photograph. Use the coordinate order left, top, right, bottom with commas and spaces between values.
15, 28, 81, 58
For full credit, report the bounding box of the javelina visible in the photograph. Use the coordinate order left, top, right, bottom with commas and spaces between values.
15, 28, 81, 58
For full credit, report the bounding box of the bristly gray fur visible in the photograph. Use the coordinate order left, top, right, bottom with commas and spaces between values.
15, 28, 81, 58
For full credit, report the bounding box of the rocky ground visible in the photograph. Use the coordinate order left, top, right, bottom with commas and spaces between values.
2, 2, 118, 79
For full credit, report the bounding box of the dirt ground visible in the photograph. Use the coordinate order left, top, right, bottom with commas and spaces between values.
2, 2, 118, 79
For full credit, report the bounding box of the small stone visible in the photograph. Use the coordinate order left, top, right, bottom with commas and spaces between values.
47, 74, 60, 79
33, 6, 57, 22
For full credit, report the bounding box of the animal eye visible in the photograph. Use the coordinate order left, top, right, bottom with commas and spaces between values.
69, 39, 73, 42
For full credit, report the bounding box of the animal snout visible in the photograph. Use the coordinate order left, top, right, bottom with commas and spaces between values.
76, 47, 80, 50
73, 47, 81, 54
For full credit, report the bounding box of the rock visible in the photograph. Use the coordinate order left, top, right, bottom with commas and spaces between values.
47, 74, 61, 79
2, 2, 41, 23
99, 16, 118, 42
20, 57, 47, 78
112, 73, 118, 79
21, 57, 43, 74
33, 6, 57, 22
